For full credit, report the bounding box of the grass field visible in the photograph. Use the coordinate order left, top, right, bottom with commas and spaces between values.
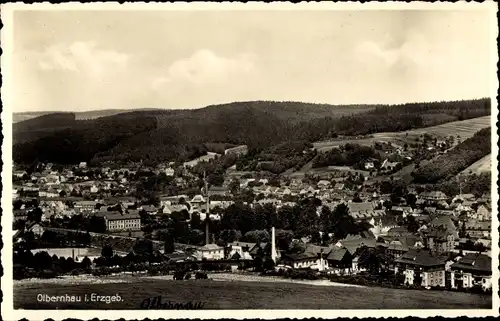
314, 116, 491, 151
461, 154, 492, 174
400, 116, 491, 139
14, 279, 491, 310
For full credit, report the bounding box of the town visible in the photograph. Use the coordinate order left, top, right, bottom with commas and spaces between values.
12, 130, 492, 294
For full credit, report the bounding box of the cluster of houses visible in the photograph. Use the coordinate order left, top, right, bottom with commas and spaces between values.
13, 155, 493, 292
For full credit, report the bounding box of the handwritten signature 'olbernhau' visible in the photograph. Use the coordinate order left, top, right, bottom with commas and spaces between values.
140, 296, 206, 309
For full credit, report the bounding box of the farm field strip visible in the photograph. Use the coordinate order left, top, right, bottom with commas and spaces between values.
313, 116, 491, 151
461, 154, 492, 174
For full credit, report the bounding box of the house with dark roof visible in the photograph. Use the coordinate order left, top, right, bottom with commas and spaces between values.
394, 249, 447, 288
326, 247, 353, 274
281, 252, 320, 269
208, 186, 228, 197
228, 241, 257, 260
385, 237, 417, 258
425, 226, 457, 254
424, 215, 458, 254
387, 226, 412, 238
348, 202, 376, 220
451, 253, 491, 291
338, 237, 382, 256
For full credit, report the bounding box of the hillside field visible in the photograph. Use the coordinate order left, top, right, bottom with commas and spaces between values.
313, 116, 491, 152
14, 279, 491, 310
461, 154, 492, 174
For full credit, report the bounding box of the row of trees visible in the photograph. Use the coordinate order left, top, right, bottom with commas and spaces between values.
139, 199, 372, 252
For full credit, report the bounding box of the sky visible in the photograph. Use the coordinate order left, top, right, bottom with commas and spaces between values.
11, 8, 494, 112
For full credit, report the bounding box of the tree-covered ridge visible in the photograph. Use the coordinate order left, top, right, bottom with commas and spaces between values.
300, 98, 491, 138
14, 114, 158, 165
13, 98, 491, 165
411, 127, 491, 183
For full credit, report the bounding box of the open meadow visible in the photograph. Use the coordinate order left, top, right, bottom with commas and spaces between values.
313, 116, 491, 151
461, 154, 492, 174
14, 278, 491, 310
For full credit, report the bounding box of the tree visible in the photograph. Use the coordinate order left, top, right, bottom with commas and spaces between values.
219, 229, 242, 244
27, 207, 43, 223
406, 193, 417, 207
190, 213, 202, 230
275, 229, 294, 251
243, 230, 270, 243
289, 240, 306, 254
263, 256, 276, 271
253, 256, 264, 272
101, 245, 114, 260
81, 256, 92, 270
34, 251, 53, 270
353, 193, 363, 203
133, 238, 154, 258
356, 245, 390, 274
89, 215, 106, 233
406, 215, 420, 233
164, 233, 175, 254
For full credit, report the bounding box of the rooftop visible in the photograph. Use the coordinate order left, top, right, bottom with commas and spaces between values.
199, 244, 224, 251
451, 253, 491, 273
395, 249, 446, 267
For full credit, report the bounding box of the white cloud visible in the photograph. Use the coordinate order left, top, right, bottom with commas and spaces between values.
37, 41, 130, 77
152, 49, 255, 90
354, 31, 448, 70
355, 40, 400, 67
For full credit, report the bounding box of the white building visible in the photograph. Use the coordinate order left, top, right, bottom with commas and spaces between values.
195, 244, 225, 260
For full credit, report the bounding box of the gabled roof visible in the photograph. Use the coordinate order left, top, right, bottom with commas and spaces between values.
191, 195, 206, 203
95, 210, 140, 220
387, 240, 410, 252
304, 244, 331, 256
199, 243, 223, 251
348, 202, 374, 213
282, 252, 318, 261
229, 241, 257, 250
326, 247, 349, 262
451, 253, 491, 273
387, 226, 410, 236
430, 215, 457, 231
395, 249, 446, 267
426, 226, 455, 241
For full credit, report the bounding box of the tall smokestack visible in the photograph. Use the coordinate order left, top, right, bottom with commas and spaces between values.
271, 226, 276, 263
204, 171, 210, 245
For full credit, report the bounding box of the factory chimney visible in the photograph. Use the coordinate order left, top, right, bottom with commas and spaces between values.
271, 226, 277, 263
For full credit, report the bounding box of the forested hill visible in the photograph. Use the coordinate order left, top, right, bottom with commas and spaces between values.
13, 98, 491, 165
